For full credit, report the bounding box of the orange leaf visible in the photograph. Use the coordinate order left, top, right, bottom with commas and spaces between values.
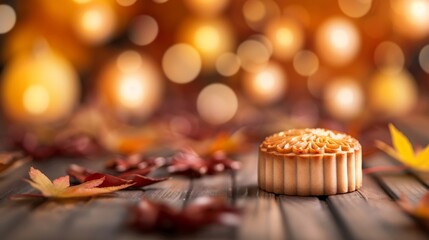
23, 167, 133, 199
398, 193, 429, 220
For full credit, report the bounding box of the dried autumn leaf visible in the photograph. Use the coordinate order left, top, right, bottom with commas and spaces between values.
131, 197, 240, 233
67, 164, 168, 188
106, 154, 165, 173
168, 149, 240, 178
397, 192, 429, 220
13, 167, 133, 199
376, 124, 429, 171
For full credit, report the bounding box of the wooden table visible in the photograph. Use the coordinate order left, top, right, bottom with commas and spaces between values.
0, 118, 429, 240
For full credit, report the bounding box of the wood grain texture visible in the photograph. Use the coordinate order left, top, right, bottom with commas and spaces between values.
279, 195, 342, 240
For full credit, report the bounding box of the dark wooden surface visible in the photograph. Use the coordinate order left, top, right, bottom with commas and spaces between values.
0, 118, 429, 240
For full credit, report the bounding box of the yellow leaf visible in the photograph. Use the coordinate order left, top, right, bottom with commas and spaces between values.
26, 167, 132, 198
389, 124, 415, 165
415, 145, 429, 169
377, 124, 429, 171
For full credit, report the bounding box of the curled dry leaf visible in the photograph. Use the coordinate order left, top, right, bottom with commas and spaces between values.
167, 149, 241, 178
67, 164, 168, 188
105, 154, 166, 173
376, 124, 429, 171
12, 167, 133, 199
131, 197, 240, 233
397, 192, 429, 220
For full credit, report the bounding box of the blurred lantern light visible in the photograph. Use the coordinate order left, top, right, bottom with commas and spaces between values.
338, 0, 372, 18
391, 0, 429, 38
316, 17, 360, 66
184, 0, 229, 16
162, 43, 202, 84
324, 78, 364, 121
293, 50, 319, 77
98, 51, 163, 119
75, 1, 116, 44
265, 17, 304, 60
243, 62, 286, 105
419, 44, 429, 74
179, 18, 234, 69
0, 4, 16, 34
237, 38, 271, 72
116, 0, 137, 7
216, 52, 241, 77
153, 0, 168, 3
374, 41, 404, 74
368, 69, 417, 117
197, 83, 238, 125
242, 0, 280, 31
1, 46, 79, 124
129, 15, 158, 46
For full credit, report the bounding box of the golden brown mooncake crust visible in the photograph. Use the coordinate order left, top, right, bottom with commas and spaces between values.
258, 128, 362, 195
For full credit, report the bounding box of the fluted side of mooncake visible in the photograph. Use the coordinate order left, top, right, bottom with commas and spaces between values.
258, 128, 362, 195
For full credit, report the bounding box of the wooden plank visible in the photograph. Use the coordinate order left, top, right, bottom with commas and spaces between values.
366, 154, 428, 204
238, 191, 286, 240
327, 188, 393, 240
279, 196, 342, 240
361, 175, 428, 240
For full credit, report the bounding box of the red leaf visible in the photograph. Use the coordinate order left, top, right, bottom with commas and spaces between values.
84, 173, 132, 187
67, 164, 93, 183
131, 197, 240, 233
122, 174, 169, 188
67, 164, 167, 188
167, 149, 240, 178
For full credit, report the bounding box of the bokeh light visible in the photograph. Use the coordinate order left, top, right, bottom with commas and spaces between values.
179, 18, 234, 69
216, 52, 241, 77
242, 0, 280, 31
116, 0, 137, 7
243, 62, 286, 105
374, 41, 404, 74
237, 37, 271, 72
419, 44, 429, 74
293, 50, 319, 77
184, 0, 229, 16
98, 51, 163, 119
1, 48, 79, 124
162, 43, 202, 84
316, 17, 360, 66
0, 4, 16, 34
324, 78, 364, 121
368, 69, 418, 117
197, 83, 238, 125
338, 0, 372, 18
391, 0, 429, 38
75, 1, 116, 44
129, 15, 159, 46
265, 17, 304, 60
